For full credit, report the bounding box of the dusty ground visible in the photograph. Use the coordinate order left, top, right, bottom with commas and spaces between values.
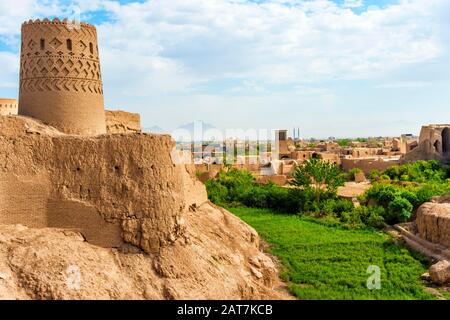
337, 182, 371, 199
0, 202, 291, 300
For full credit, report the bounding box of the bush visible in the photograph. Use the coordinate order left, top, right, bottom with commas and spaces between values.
386, 197, 413, 223
364, 206, 387, 229
322, 198, 354, 217
368, 170, 381, 182
241, 186, 268, 208
340, 210, 364, 228
205, 179, 228, 205
399, 190, 419, 208
205, 168, 255, 204
365, 184, 398, 206
383, 160, 446, 183
206, 168, 331, 214
361, 161, 450, 225
285, 188, 315, 214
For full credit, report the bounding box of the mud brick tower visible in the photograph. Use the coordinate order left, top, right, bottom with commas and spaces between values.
19, 18, 106, 135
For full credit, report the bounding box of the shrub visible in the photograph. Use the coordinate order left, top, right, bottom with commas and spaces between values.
382, 160, 446, 183
364, 206, 387, 229
286, 188, 315, 214
368, 170, 381, 182
241, 186, 268, 208
387, 197, 413, 223
237, 181, 319, 214
400, 174, 410, 181
322, 198, 354, 217
399, 189, 419, 208
205, 168, 255, 204
340, 210, 364, 228
365, 184, 398, 207
205, 179, 228, 205
364, 207, 386, 229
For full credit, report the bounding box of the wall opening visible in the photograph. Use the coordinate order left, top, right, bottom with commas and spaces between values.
89, 42, 94, 54
67, 39, 72, 51
442, 128, 450, 154
40, 39, 45, 50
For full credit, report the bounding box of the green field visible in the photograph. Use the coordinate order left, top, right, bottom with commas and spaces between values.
229, 207, 435, 300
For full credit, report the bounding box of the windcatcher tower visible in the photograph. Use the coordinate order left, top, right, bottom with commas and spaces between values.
19, 18, 106, 135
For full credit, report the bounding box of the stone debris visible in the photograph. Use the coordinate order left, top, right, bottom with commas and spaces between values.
429, 260, 450, 285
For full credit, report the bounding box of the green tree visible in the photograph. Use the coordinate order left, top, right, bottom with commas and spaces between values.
291, 158, 345, 203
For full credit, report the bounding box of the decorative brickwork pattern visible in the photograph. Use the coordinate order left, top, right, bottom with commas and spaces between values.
20, 18, 102, 94
19, 18, 106, 135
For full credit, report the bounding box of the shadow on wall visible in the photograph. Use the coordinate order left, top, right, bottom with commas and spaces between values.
443, 128, 450, 155
0, 174, 123, 248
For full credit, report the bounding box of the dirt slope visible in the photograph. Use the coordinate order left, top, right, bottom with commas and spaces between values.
0, 203, 289, 300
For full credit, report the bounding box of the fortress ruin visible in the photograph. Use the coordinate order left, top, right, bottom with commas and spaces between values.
0, 98, 18, 116
18, 19, 106, 135
105, 110, 141, 134
403, 125, 450, 164
0, 18, 287, 299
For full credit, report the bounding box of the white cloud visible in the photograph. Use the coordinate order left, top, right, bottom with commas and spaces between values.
1, 0, 447, 93
343, 0, 363, 8
92, 0, 445, 94
1, 0, 450, 135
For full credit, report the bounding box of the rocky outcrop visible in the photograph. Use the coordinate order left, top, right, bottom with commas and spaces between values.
0, 115, 289, 300
416, 197, 450, 248
429, 260, 450, 285
0, 203, 288, 299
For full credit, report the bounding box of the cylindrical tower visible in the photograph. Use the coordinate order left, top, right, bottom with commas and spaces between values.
19, 18, 106, 135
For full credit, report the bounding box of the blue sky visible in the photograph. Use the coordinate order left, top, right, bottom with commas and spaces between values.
1, 0, 449, 138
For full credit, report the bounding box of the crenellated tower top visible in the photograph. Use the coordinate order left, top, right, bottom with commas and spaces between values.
19, 18, 106, 135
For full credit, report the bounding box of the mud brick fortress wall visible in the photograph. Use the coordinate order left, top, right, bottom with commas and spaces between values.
403, 125, 450, 164
341, 157, 399, 174
105, 110, 141, 134
0, 98, 18, 116
0, 116, 207, 253
18, 19, 106, 135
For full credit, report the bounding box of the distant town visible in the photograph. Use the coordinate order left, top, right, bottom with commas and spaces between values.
175, 125, 449, 188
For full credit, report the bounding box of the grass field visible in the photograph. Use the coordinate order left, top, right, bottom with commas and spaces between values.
229, 207, 435, 300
